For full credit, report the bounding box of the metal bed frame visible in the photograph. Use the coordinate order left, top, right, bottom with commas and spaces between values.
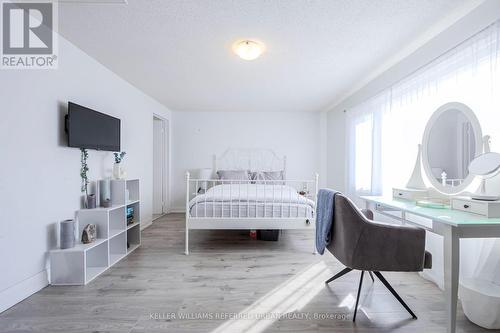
184, 149, 319, 255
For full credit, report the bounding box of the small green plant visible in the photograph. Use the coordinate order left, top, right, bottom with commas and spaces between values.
80, 148, 89, 196
114, 151, 126, 164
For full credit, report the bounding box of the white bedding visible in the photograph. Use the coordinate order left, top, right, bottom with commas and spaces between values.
189, 184, 315, 218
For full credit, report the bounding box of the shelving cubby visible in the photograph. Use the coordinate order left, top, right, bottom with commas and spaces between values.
127, 223, 141, 253
50, 179, 141, 285
109, 231, 127, 265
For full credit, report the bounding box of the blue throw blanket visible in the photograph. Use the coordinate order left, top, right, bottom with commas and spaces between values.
315, 188, 338, 254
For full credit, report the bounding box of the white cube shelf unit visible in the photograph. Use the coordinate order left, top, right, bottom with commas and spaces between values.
50, 179, 141, 285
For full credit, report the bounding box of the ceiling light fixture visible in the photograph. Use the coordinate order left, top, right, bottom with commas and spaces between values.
233, 40, 264, 61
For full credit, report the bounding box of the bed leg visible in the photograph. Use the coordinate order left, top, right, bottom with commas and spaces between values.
185, 227, 189, 255
185, 171, 190, 255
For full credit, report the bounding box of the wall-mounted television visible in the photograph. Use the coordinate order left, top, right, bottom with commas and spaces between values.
66, 102, 121, 151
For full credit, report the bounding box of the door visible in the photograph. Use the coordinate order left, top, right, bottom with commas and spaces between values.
153, 116, 165, 215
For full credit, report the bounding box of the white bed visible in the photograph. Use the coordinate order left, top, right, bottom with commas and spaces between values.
184, 149, 318, 254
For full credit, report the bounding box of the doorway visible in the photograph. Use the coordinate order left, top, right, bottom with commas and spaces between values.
153, 115, 168, 220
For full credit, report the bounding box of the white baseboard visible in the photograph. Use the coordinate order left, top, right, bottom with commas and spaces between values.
0, 270, 48, 314
170, 207, 185, 213
140, 218, 153, 230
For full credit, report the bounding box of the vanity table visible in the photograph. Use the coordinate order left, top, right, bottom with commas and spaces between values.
361, 196, 500, 333
367, 102, 500, 332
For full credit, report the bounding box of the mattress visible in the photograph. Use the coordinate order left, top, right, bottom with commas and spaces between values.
189, 184, 315, 218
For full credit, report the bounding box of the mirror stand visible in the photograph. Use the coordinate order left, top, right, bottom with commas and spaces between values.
406, 144, 427, 190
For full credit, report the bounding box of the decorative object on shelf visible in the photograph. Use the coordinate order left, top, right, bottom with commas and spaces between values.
99, 179, 111, 207
101, 199, 111, 208
114, 151, 126, 163
80, 148, 92, 208
196, 168, 213, 194
468, 150, 500, 201
86, 194, 96, 209
127, 206, 134, 225
113, 151, 127, 179
60, 219, 75, 249
81, 224, 97, 244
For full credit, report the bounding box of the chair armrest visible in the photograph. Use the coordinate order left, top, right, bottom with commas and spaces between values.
352, 219, 427, 272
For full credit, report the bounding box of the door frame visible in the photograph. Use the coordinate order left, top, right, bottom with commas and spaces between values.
153, 114, 170, 216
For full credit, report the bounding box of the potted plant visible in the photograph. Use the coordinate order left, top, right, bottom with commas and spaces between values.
113, 151, 126, 179
80, 148, 95, 208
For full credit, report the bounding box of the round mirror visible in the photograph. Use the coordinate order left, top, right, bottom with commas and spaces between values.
422, 102, 482, 194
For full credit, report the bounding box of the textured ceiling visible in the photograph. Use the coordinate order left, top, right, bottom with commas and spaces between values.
59, 0, 474, 112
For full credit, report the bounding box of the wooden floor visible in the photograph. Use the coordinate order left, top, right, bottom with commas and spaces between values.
0, 214, 494, 333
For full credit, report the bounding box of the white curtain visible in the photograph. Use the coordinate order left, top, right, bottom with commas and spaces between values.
346, 21, 500, 287
346, 92, 390, 197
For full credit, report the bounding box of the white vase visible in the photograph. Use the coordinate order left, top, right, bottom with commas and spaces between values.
113, 163, 122, 179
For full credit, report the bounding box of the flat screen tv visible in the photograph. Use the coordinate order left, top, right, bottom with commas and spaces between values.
66, 102, 120, 151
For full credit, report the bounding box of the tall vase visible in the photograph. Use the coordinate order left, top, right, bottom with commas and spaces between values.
86, 194, 96, 209
113, 163, 122, 179
99, 179, 111, 206
60, 219, 75, 249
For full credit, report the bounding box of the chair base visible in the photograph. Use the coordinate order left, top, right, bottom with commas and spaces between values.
325, 268, 417, 322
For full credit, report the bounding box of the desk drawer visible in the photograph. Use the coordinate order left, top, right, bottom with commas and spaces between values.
392, 188, 427, 201
452, 199, 487, 216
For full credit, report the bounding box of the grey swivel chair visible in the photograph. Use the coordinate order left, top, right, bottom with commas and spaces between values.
325, 194, 432, 321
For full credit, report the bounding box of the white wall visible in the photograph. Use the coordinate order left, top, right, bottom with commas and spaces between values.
325, 110, 346, 192
171, 111, 321, 211
0, 35, 171, 312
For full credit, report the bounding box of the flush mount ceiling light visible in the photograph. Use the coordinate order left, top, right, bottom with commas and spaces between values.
233, 40, 265, 61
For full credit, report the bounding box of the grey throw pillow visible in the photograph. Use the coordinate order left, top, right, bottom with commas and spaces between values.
252, 171, 285, 184
216, 170, 251, 181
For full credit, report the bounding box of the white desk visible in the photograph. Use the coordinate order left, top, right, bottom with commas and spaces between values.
361, 196, 500, 333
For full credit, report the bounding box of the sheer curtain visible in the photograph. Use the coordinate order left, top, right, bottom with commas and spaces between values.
346, 21, 500, 286
346, 92, 389, 197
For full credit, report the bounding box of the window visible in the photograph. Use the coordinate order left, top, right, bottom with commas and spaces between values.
353, 115, 373, 194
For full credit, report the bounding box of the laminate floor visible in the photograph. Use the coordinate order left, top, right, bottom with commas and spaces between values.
0, 214, 495, 333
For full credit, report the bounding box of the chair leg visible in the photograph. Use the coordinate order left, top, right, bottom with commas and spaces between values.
325, 267, 353, 284
373, 271, 417, 319
353, 271, 365, 322
368, 271, 374, 282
